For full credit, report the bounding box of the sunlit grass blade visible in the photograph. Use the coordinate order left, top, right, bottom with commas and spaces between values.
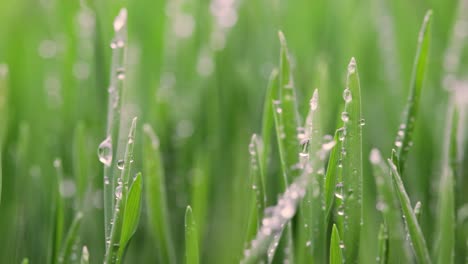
99, 8, 128, 239
434, 101, 458, 264
81, 246, 89, 264
73, 122, 88, 207
388, 159, 431, 264
104, 117, 137, 264
261, 68, 279, 190
142, 124, 176, 264
377, 224, 388, 264
370, 148, 413, 263
330, 224, 343, 264
52, 159, 65, 264
339, 57, 363, 263
393, 10, 432, 172
58, 212, 84, 264
185, 206, 199, 264
118, 173, 142, 259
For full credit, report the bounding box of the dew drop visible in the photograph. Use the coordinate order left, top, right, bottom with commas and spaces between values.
116, 67, 125, 80
280, 204, 295, 218
337, 127, 346, 141
117, 159, 125, 170
369, 148, 382, 164
98, 136, 113, 166
359, 118, 366, 126
306, 241, 311, 247
113, 8, 128, 32
115, 185, 122, 200
341, 111, 349, 122
343, 88, 352, 103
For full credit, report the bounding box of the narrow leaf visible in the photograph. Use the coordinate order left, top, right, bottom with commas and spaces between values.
388, 159, 432, 264
377, 224, 388, 264
393, 10, 432, 171
330, 224, 343, 264
142, 124, 176, 264
58, 212, 84, 264
185, 206, 199, 264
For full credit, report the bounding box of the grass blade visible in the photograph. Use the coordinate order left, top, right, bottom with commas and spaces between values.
370, 148, 413, 263
330, 224, 343, 264
58, 212, 84, 264
434, 101, 458, 264
324, 130, 341, 219
81, 246, 89, 264
142, 124, 176, 264
393, 10, 432, 172
339, 57, 363, 263
0, 64, 8, 206
185, 206, 199, 264
261, 69, 279, 190
388, 159, 432, 264
52, 159, 65, 264
377, 224, 389, 264
118, 173, 142, 259
104, 117, 137, 264
99, 8, 128, 239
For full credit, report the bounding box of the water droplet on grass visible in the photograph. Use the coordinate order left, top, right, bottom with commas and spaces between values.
117, 160, 124, 170
115, 185, 122, 199
341, 111, 349, 122
98, 136, 112, 166
343, 88, 352, 103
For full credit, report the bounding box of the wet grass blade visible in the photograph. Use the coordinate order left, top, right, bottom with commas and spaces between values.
118, 173, 142, 259
142, 124, 176, 264
393, 10, 432, 172
388, 159, 431, 264
245, 134, 266, 242
330, 224, 343, 264
185, 206, 199, 264
277, 31, 301, 184
377, 224, 389, 264
261, 69, 279, 189
81, 246, 89, 264
340, 57, 363, 263
324, 130, 341, 219
58, 212, 84, 264
99, 8, 128, 239
370, 148, 413, 263
104, 117, 137, 264
434, 101, 457, 264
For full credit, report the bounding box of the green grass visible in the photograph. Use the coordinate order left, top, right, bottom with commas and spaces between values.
1, 0, 468, 263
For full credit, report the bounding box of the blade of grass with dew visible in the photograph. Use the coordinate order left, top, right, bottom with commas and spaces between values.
297, 89, 328, 263
142, 124, 176, 264
185, 206, 199, 264
261, 69, 279, 195
330, 224, 343, 264
52, 159, 65, 264
270, 32, 301, 262
241, 145, 334, 264
73, 122, 88, 207
245, 134, 266, 243
377, 224, 388, 264
118, 173, 142, 260
339, 57, 363, 263
58, 212, 84, 264
81, 246, 89, 264
104, 117, 137, 264
277, 31, 301, 184
434, 101, 458, 264
324, 130, 342, 219
388, 159, 431, 264
393, 10, 432, 172
98, 8, 128, 240
370, 148, 413, 263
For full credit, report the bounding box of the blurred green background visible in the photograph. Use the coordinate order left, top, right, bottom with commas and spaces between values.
0, 0, 467, 263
